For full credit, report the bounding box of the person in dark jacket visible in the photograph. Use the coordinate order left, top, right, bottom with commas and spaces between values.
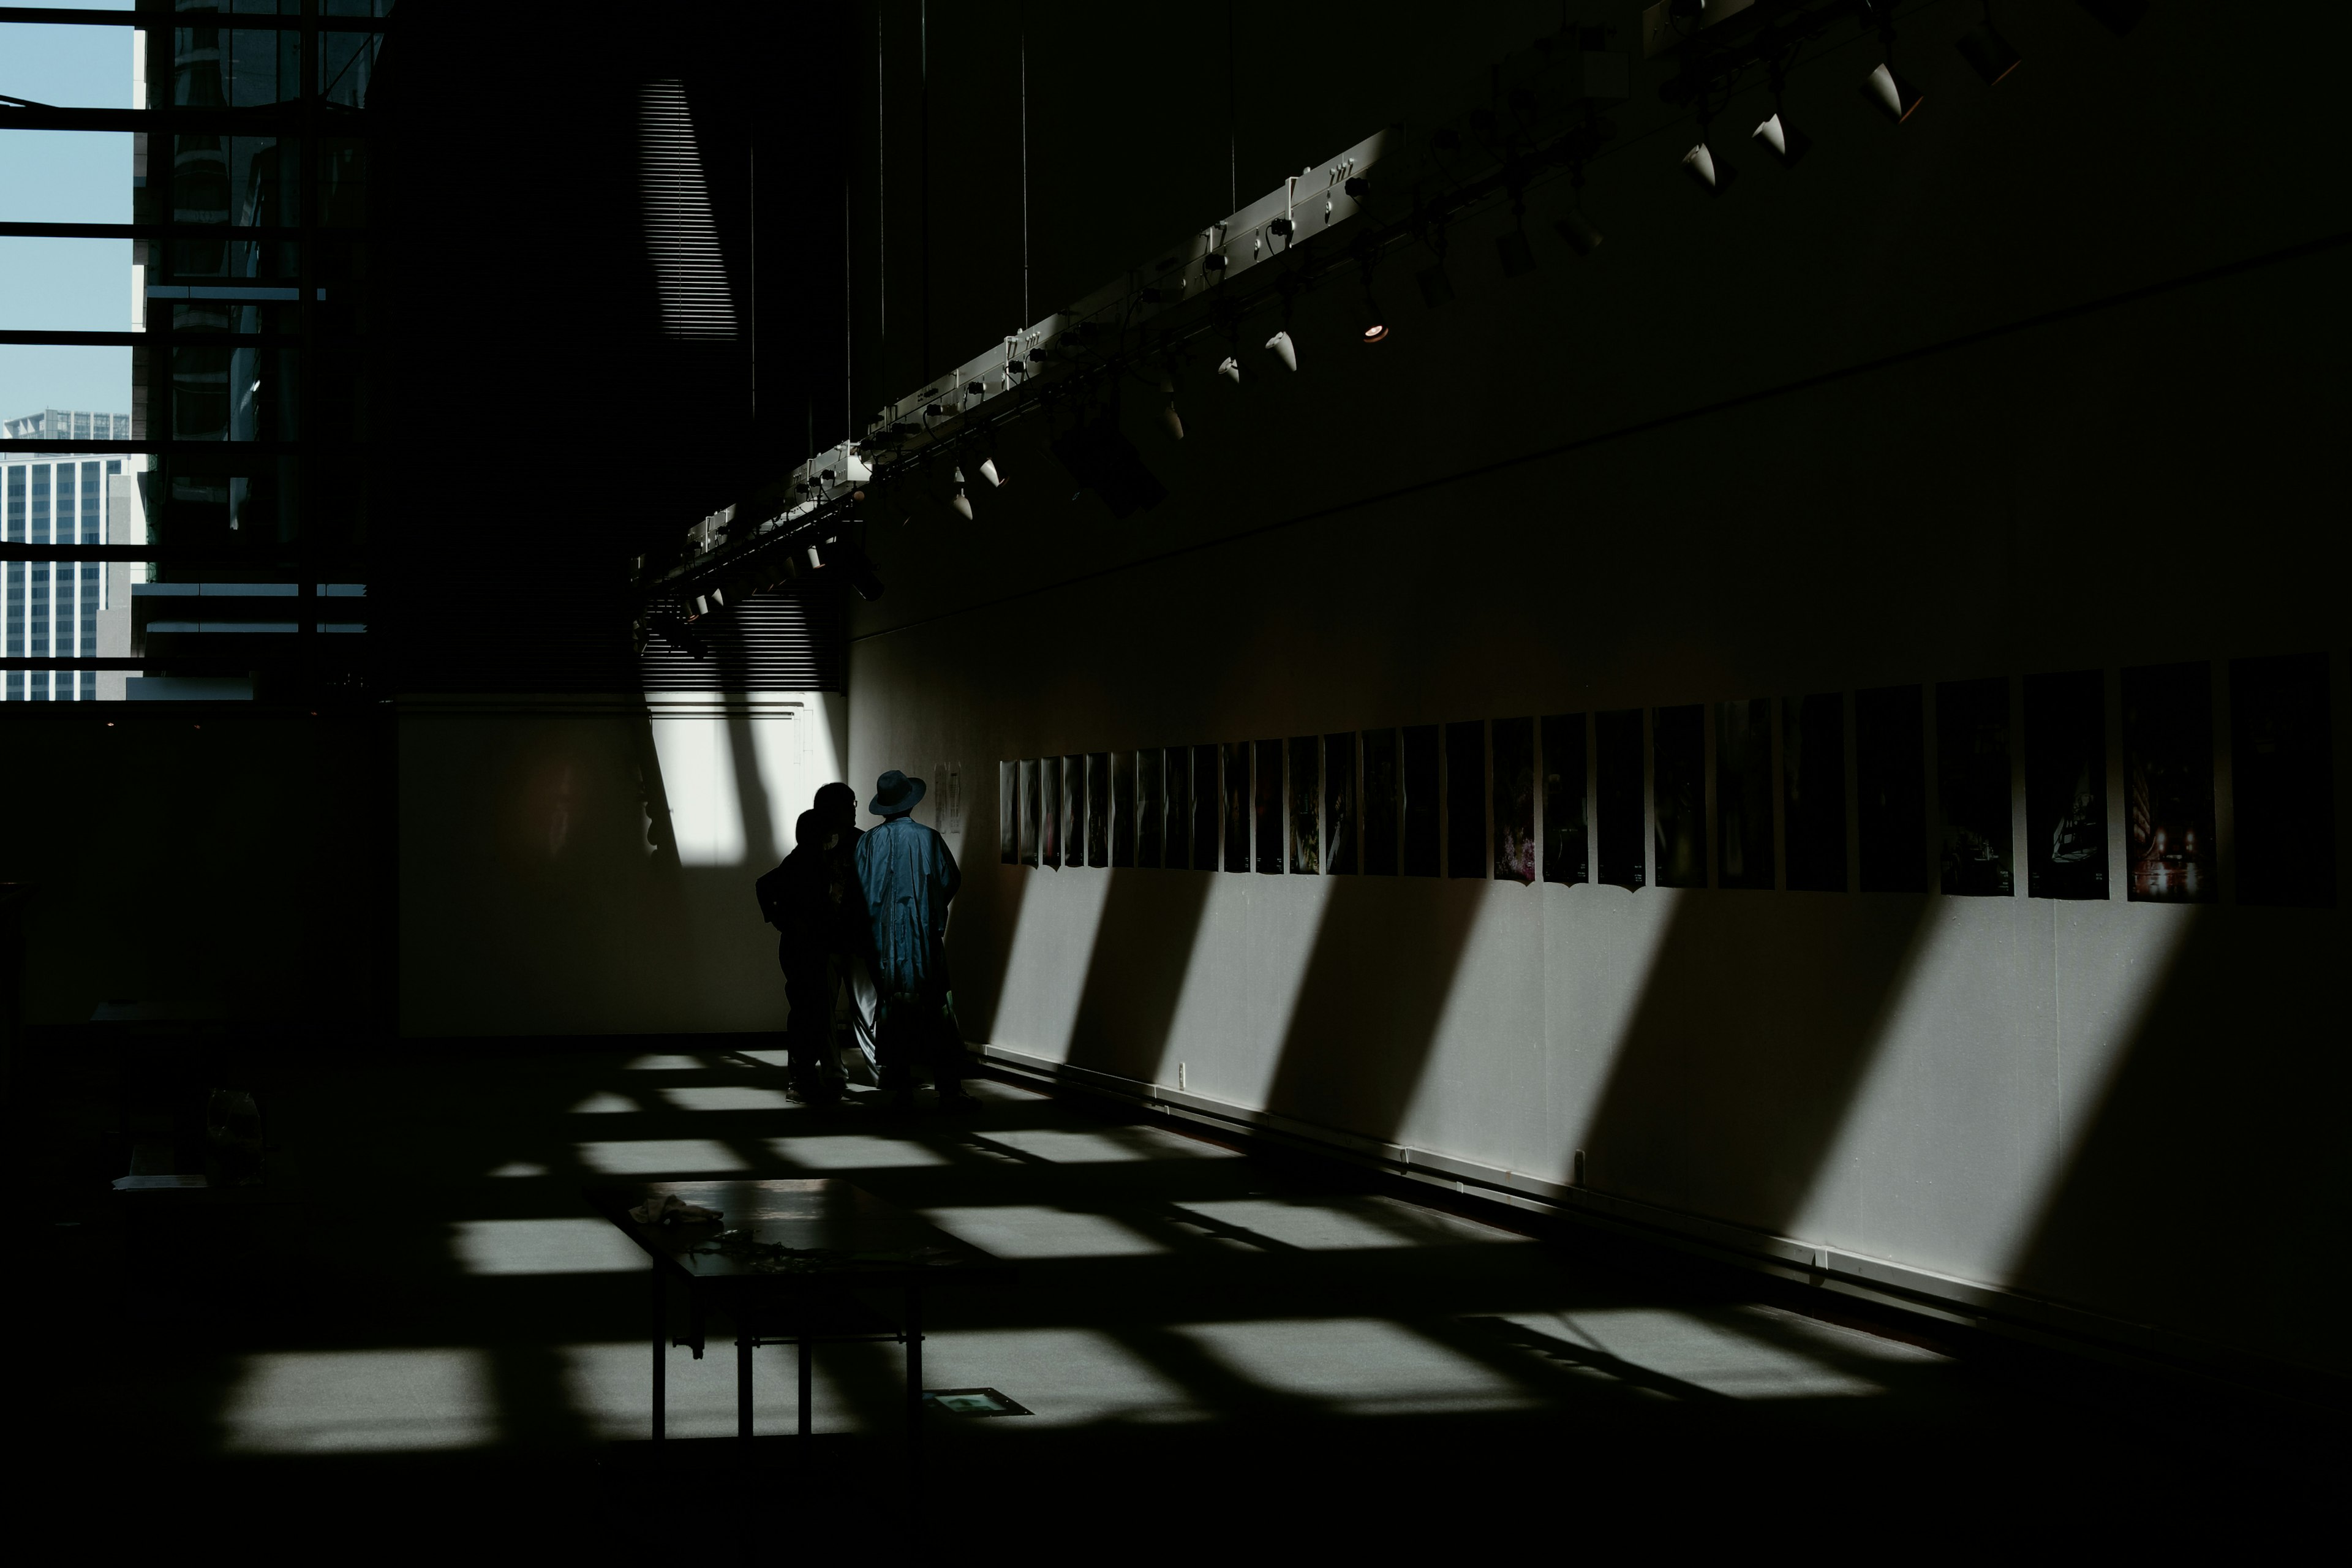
756, 807, 863, 1104
855, 769, 975, 1110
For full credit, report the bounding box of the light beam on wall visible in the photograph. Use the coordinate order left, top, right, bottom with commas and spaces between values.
640, 80, 741, 341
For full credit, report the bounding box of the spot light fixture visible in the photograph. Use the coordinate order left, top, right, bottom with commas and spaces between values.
1681, 140, 1734, 194
1553, 204, 1603, 257
1957, 4, 2024, 86
1752, 111, 1814, 169
951, 467, 974, 520
1265, 329, 1298, 372
1356, 277, 1389, 344
1160, 373, 1184, 439
1863, 61, 1924, 123
1218, 356, 1242, 383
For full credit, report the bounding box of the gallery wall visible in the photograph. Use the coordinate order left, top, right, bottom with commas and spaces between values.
839, 5, 2352, 1375
395, 693, 850, 1038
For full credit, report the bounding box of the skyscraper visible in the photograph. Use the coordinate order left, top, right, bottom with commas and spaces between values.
1, 416, 143, 702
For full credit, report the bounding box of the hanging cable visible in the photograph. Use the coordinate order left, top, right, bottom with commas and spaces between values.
1020, 0, 1031, 326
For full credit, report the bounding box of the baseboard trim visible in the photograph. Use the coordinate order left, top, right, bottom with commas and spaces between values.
975, 1041, 2346, 1409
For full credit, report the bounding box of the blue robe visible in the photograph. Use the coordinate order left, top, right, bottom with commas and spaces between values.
855, 815, 961, 1001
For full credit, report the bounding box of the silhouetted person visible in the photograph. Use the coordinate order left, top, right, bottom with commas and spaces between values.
811, 782, 881, 1076
855, 769, 973, 1110
756, 810, 859, 1104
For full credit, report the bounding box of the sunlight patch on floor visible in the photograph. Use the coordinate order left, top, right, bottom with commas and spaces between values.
770, 1133, 952, 1169
450, 1217, 647, 1275
1175, 1317, 1532, 1415
224, 1349, 497, 1453
1490, 1305, 1937, 1399
978, 1126, 1242, 1164
1169, 1196, 1513, 1251
922, 1328, 1204, 1427
564, 1341, 876, 1440
574, 1139, 750, 1175
569, 1091, 641, 1114
920, 1204, 1170, 1258
487, 1160, 549, 1178
660, 1084, 796, 1112
622, 1054, 709, 1071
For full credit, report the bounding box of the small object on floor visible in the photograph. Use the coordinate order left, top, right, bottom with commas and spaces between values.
629, 1193, 724, 1226
922, 1388, 1031, 1418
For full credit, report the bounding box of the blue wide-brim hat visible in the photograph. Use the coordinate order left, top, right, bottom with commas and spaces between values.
869, 769, 927, 816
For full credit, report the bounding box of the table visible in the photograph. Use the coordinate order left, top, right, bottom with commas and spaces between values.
588, 1178, 1011, 1448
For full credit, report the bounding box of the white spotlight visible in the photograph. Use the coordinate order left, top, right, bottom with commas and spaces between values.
1864, 62, 1924, 123
1752, 111, 1813, 168
1681, 141, 1732, 194
1218, 356, 1242, 384
979, 457, 1003, 487
951, 466, 973, 521
1161, 374, 1184, 439
1265, 330, 1297, 373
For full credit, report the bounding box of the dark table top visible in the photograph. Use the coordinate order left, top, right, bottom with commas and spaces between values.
586, 1178, 1011, 1290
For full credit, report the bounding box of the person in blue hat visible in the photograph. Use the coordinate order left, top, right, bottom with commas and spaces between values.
854, 769, 976, 1109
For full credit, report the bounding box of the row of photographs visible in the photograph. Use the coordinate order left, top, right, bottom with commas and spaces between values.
995, 654, 2339, 907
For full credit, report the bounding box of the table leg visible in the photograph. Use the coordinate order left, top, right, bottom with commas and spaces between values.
905, 1282, 924, 1442
798, 1337, 813, 1437
650, 1262, 666, 1444
737, 1327, 753, 1446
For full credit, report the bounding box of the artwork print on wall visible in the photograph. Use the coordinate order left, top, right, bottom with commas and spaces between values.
1112, 751, 1137, 867
1937, 677, 2013, 897
1289, 736, 1320, 874
1254, 739, 1284, 874
1402, 724, 1440, 876
1322, 732, 1357, 873
1540, 713, 1588, 886
2231, 653, 2335, 907
1136, 748, 1164, 868
1000, 761, 1017, 864
1594, 709, 1645, 890
1020, 760, 1041, 865
1653, 704, 1706, 889
1716, 698, 1774, 890
2024, 669, 2106, 900
1191, 745, 1218, 870
1221, 741, 1250, 872
1063, 755, 1086, 872
2124, 662, 2215, 903
1087, 752, 1111, 867
1039, 755, 1061, 869
1491, 717, 1535, 884
1782, 693, 1846, 892
1363, 728, 1400, 875
1446, 720, 1486, 878
1856, 685, 1926, 892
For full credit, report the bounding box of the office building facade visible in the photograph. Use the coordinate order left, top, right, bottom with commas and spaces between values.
3, 416, 143, 702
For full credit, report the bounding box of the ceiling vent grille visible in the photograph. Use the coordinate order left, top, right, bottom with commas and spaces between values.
639, 80, 739, 341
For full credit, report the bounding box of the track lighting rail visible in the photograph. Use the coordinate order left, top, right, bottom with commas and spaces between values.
637, 31, 1636, 643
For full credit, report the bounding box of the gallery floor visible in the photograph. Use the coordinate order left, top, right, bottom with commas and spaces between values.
19, 1034, 2337, 1548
